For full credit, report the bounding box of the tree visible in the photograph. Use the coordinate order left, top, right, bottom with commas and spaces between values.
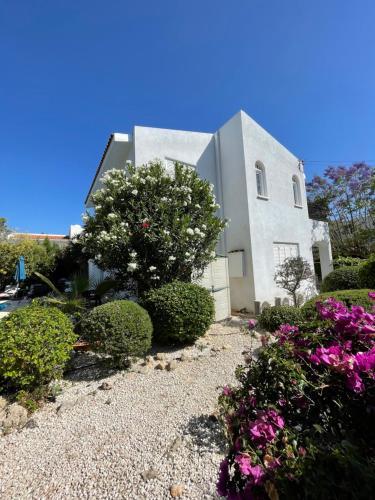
0, 217, 10, 241
0, 239, 60, 290
82, 161, 226, 294
274, 256, 313, 306
307, 163, 374, 258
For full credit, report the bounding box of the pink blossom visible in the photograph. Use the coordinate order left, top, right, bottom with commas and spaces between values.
248, 319, 257, 330
222, 386, 233, 396
346, 372, 365, 393
368, 292, 375, 300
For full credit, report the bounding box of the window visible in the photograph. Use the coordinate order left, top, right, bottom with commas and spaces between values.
292, 175, 302, 206
255, 161, 267, 198
273, 243, 299, 267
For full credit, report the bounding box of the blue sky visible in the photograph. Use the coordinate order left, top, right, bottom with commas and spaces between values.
1, 0, 374, 234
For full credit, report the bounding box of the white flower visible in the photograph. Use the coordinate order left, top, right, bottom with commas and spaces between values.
163, 229, 170, 235
107, 213, 117, 219
131, 189, 138, 195
95, 205, 102, 210
161, 197, 168, 202
81, 213, 89, 223
183, 201, 187, 207
130, 251, 137, 258
194, 228, 200, 234
120, 222, 129, 228
195, 204, 201, 209
185, 252, 190, 257
202, 224, 207, 230
151, 275, 160, 280
149, 266, 157, 272
186, 228, 194, 236
96, 254, 102, 260
139, 178, 146, 184
127, 262, 137, 272
168, 256, 176, 261
211, 251, 216, 258
107, 196, 114, 202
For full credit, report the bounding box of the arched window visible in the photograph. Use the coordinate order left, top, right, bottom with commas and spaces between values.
255, 161, 267, 198
292, 175, 302, 206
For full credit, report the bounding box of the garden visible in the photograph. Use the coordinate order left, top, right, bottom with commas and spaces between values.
0, 161, 374, 499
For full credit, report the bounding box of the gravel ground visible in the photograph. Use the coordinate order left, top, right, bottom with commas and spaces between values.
0, 323, 260, 500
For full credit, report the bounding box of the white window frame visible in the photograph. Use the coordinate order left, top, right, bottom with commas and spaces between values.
255, 161, 268, 199
292, 175, 302, 207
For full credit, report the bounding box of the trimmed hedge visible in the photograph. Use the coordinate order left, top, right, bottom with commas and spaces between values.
81, 300, 152, 366
257, 305, 304, 333
321, 266, 361, 292
302, 289, 374, 319
142, 281, 214, 344
359, 254, 375, 289
0, 305, 76, 391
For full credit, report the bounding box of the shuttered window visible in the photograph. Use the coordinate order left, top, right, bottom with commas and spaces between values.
273, 243, 299, 267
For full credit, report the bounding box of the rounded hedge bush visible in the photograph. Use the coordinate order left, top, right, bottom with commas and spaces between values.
81, 300, 152, 365
302, 289, 373, 319
257, 305, 304, 332
359, 254, 375, 289
321, 266, 361, 292
142, 281, 214, 344
0, 305, 76, 391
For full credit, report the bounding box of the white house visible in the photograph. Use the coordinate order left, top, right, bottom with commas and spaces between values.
85, 110, 333, 315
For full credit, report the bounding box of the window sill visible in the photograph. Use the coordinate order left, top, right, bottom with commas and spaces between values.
257, 195, 269, 201
294, 204, 303, 209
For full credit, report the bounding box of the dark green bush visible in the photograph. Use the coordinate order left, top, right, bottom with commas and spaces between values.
81, 300, 152, 365
302, 289, 373, 319
359, 254, 375, 289
257, 305, 304, 332
0, 305, 76, 391
142, 281, 214, 344
321, 266, 361, 292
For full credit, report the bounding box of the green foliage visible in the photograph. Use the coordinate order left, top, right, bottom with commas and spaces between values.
82, 161, 226, 293
321, 266, 361, 292
302, 289, 373, 319
258, 305, 304, 332
0, 238, 61, 289
81, 300, 152, 366
358, 254, 375, 289
333, 256, 366, 269
0, 305, 76, 391
142, 281, 214, 344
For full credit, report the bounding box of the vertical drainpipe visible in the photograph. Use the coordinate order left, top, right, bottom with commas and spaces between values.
214, 130, 227, 255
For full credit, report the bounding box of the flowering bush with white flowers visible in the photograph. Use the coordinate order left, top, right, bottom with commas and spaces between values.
82, 161, 226, 294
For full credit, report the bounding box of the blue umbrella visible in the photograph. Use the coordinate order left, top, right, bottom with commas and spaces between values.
14, 256, 26, 283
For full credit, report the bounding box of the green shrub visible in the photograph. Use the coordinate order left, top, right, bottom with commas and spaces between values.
359, 254, 375, 289
302, 289, 373, 319
321, 266, 361, 292
81, 300, 152, 365
0, 305, 76, 391
333, 256, 366, 269
142, 281, 214, 344
257, 305, 304, 333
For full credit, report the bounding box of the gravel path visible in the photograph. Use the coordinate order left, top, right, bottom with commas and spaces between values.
0, 324, 259, 500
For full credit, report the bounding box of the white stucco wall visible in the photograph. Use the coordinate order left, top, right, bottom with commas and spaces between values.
85, 110, 332, 312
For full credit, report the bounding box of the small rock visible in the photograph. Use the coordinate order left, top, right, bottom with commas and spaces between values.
2, 403, 28, 432
0, 396, 8, 411
155, 352, 166, 361
221, 344, 232, 351
170, 484, 184, 497
99, 381, 113, 391
104, 399, 111, 405
135, 366, 149, 374
142, 467, 160, 480
180, 353, 192, 362
155, 361, 167, 370
56, 399, 77, 415
166, 360, 177, 371
211, 346, 221, 353
24, 418, 39, 429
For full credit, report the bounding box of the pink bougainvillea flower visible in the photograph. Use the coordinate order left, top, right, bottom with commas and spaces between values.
248, 319, 257, 330
346, 371, 365, 393
222, 385, 233, 396
368, 292, 375, 300
279, 323, 299, 334
235, 454, 253, 475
